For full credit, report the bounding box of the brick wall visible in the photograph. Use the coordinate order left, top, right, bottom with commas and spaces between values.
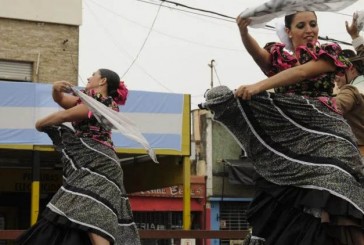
0, 17, 79, 85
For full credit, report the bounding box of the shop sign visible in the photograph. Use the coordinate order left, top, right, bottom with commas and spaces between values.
137, 223, 168, 230
0, 168, 61, 193
131, 184, 205, 198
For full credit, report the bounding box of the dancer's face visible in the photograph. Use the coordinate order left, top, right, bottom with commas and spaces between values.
286, 12, 319, 50
86, 70, 106, 91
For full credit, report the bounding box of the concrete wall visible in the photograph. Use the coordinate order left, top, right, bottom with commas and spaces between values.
191, 109, 255, 198
211, 122, 255, 197
0, 18, 79, 84
0, 0, 82, 26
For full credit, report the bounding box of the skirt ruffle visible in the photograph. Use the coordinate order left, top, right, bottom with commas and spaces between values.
246, 178, 364, 245
17, 214, 92, 245
17, 125, 141, 245
202, 86, 364, 244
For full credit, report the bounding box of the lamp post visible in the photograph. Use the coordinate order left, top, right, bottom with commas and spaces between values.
208, 59, 215, 89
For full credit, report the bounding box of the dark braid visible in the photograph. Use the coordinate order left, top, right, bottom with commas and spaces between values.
99, 68, 120, 100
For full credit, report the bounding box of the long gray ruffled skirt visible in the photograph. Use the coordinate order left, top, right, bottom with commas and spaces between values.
202, 86, 364, 244
18, 125, 141, 245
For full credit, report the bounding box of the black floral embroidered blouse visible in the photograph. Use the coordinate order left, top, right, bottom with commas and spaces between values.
263, 42, 351, 97
72, 90, 119, 148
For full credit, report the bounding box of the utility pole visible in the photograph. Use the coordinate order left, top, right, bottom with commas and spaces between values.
208, 59, 215, 89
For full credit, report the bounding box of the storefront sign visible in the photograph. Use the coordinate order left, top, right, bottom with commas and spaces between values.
0, 168, 61, 193
131, 183, 205, 198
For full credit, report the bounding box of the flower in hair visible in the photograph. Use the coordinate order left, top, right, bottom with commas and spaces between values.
115, 81, 128, 105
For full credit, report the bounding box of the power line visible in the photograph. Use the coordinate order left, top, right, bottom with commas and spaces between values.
85, 0, 174, 92
265, 24, 352, 46
147, 0, 354, 46
318, 36, 352, 46
90, 0, 243, 52
158, 0, 234, 19
121, 2, 163, 79
136, 0, 235, 23
85, 0, 356, 99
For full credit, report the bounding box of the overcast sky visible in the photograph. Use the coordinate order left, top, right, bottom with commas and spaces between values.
78, 0, 364, 109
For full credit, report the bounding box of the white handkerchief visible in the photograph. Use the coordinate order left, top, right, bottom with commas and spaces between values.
72, 87, 158, 163
239, 0, 358, 27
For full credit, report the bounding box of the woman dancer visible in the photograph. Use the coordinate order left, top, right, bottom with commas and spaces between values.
202, 11, 364, 244
18, 69, 140, 245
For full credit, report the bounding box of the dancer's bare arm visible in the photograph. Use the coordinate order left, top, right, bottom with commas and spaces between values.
52, 81, 79, 109
236, 16, 271, 72
35, 104, 89, 131
235, 58, 336, 100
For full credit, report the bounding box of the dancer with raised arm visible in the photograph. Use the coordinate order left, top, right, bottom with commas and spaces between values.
202, 11, 364, 244
18, 69, 141, 245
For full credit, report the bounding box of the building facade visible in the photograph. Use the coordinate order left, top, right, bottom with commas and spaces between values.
191, 109, 255, 245
0, 0, 81, 84
0, 1, 82, 241
0, 1, 253, 244
0, 4, 194, 245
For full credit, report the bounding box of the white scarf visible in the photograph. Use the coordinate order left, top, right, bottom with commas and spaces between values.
72, 87, 158, 163
239, 0, 358, 27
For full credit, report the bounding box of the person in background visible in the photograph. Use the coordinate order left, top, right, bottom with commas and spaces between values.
345, 12, 364, 92
335, 49, 364, 155
17, 69, 141, 245
201, 11, 364, 244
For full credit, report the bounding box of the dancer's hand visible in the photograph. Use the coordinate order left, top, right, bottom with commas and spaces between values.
236, 16, 251, 37
234, 83, 262, 100
345, 12, 360, 39
53, 80, 73, 93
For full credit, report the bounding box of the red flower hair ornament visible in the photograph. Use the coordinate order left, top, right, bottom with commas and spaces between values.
114, 81, 128, 105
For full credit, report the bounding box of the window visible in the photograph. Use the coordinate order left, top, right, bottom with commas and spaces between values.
220, 202, 250, 245
0, 60, 33, 82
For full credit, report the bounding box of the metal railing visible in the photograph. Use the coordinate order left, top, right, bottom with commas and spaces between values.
0, 229, 249, 240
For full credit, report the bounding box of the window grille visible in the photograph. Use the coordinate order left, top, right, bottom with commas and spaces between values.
219, 202, 250, 245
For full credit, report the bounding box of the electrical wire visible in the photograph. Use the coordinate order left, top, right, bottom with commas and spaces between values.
89, 0, 243, 52
86, 0, 356, 101
120, 1, 163, 79
265, 24, 353, 46
158, 0, 234, 19
148, 0, 354, 46
136, 0, 235, 23
139, 0, 355, 46
85, 0, 174, 92
70, 53, 87, 86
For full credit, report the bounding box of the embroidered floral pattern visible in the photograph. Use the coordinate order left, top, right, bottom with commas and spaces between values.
72, 90, 119, 148
263, 42, 351, 97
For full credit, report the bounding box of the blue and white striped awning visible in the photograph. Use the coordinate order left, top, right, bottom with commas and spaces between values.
0, 81, 190, 155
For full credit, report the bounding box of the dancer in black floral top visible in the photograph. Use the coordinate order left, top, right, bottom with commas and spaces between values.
18, 69, 140, 245
202, 11, 364, 244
